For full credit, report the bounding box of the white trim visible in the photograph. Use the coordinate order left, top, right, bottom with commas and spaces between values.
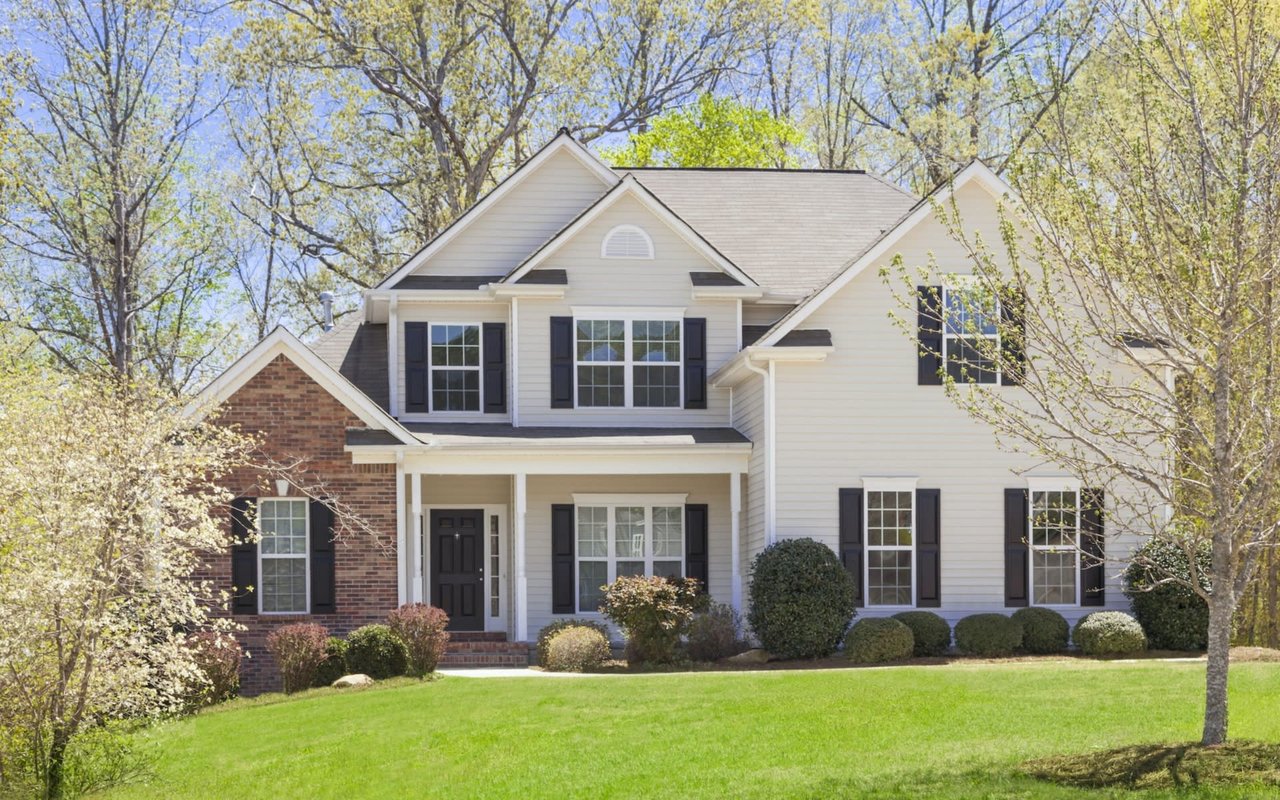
730, 472, 742, 612
420, 504, 508, 633
411, 474, 424, 603
256, 497, 310, 615
504, 175, 758, 287
742, 359, 774, 544
862, 479, 919, 610
427, 321, 484, 413
511, 298, 521, 427
396, 456, 406, 605
1027, 483, 1083, 608
710, 345, 834, 388
514, 473, 528, 641
388, 297, 400, 417
691, 286, 765, 300
573, 315, 684, 410
941, 282, 1002, 384
570, 305, 685, 319
372, 133, 617, 291
861, 476, 921, 491
572, 493, 689, 505
758, 161, 1014, 347
601, 224, 655, 259
572, 499, 688, 614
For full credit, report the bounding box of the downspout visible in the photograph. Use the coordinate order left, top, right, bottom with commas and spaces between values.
744, 357, 776, 546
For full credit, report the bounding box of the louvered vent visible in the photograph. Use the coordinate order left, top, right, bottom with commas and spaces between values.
601, 225, 654, 259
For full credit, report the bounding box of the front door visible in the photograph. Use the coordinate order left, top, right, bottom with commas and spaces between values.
430, 509, 485, 631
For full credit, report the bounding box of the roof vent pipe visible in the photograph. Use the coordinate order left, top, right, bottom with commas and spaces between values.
319, 291, 335, 332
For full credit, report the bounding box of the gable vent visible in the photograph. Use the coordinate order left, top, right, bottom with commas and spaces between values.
601, 224, 654, 259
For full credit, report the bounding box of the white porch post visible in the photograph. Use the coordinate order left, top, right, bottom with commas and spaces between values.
730, 471, 743, 611
411, 472, 424, 603
395, 456, 406, 605
514, 472, 528, 641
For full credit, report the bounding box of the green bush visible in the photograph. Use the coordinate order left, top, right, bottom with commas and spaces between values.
545, 627, 611, 672
1012, 607, 1070, 654
892, 611, 951, 657
313, 637, 349, 687
344, 624, 410, 679
601, 576, 706, 664
536, 619, 612, 667
1074, 611, 1147, 656
686, 603, 747, 662
1123, 538, 1211, 651
954, 614, 1023, 657
747, 538, 857, 659
843, 618, 915, 664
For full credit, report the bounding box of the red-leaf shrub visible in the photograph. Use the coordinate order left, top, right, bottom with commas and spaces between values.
187, 631, 241, 706
387, 604, 451, 677
265, 622, 330, 693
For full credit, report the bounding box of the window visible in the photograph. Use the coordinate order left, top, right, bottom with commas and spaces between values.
865, 488, 914, 606
575, 316, 681, 408
258, 498, 309, 613
574, 499, 685, 612
430, 323, 480, 411
601, 224, 654, 259
943, 283, 1000, 384
1030, 489, 1079, 606
489, 514, 501, 618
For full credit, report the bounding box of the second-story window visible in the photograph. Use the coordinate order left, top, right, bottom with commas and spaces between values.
576, 318, 681, 408
431, 323, 481, 411
943, 283, 1000, 384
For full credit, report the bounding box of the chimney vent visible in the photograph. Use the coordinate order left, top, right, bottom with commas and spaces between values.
319, 291, 335, 332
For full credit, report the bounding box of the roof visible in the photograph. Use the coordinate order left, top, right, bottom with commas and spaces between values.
393, 275, 500, 290
619, 168, 916, 296
347, 424, 751, 448
311, 316, 390, 412
742, 326, 831, 347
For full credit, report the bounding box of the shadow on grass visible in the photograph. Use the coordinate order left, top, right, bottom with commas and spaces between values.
1023, 741, 1280, 790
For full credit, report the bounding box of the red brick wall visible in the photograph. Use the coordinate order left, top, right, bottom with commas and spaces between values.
204, 355, 398, 694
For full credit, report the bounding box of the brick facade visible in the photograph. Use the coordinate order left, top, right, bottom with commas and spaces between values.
204, 355, 398, 694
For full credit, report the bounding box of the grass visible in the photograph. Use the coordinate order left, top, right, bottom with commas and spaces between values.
1025, 741, 1280, 790
103, 660, 1280, 799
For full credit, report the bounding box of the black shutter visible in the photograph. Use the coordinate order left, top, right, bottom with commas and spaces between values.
839, 488, 864, 607
1080, 488, 1106, 606
551, 504, 575, 613
1000, 287, 1026, 386
1004, 489, 1029, 607
685, 504, 709, 593
918, 286, 943, 385
550, 317, 573, 409
405, 322, 430, 413
482, 322, 507, 414
310, 500, 337, 614
230, 497, 257, 616
916, 489, 941, 608
683, 318, 707, 409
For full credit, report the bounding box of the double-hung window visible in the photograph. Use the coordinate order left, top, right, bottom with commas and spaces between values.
431, 323, 481, 411
943, 283, 1000, 384
258, 498, 309, 613
1029, 488, 1079, 606
574, 497, 685, 612
575, 312, 681, 408
864, 481, 915, 606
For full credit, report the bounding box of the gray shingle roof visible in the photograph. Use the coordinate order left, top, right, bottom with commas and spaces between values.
619, 168, 916, 297
346, 424, 750, 447
310, 316, 390, 412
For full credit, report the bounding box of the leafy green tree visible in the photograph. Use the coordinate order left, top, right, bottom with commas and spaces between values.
602, 94, 805, 167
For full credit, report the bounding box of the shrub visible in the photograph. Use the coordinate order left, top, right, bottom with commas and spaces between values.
892, 611, 951, 657
313, 637, 349, 687
265, 622, 330, 693
843, 618, 915, 664
686, 603, 747, 662
344, 624, 410, 679
536, 619, 613, 666
954, 614, 1023, 657
1012, 607, 1070, 654
602, 576, 706, 664
1074, 611, 1147, 656
186, 631, 241, 707
388, 603, 451, 677
545, 627, 611, 672
747, 538, 857, 659
1123, 538, 1211, 651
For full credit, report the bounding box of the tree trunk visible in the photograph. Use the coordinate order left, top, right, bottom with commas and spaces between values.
1201, 595, 1234, 745
44, 724, 69, 800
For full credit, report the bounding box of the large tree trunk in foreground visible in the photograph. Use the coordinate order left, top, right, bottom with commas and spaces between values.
1202, 596, 1234, 745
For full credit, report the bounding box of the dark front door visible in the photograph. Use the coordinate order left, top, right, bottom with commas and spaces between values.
430, 509, 485, 631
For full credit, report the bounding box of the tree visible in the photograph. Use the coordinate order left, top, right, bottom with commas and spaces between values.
0, 0, 236, 391
894, 0, 1280, 745
602, 94, 805, 167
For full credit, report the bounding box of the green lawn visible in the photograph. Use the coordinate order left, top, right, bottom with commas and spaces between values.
105, 660, 1280, 799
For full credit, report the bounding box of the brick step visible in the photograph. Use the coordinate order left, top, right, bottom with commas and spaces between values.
446, 641, 531, 654
447, 631, 509, 643
439, 652, 530, 667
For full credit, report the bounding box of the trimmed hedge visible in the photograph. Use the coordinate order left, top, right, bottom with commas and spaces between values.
1074, 611, 1147, 656
843, 618, 915, 664
344, 624, 410, 679
545, 627, 610, 672
1012, 607, 1070, 654
955, 613, 1023, 657
892, 611, 951, 657
747, 538, 857, 659
536, 619, 612, 667
1123, 538, 1211, 651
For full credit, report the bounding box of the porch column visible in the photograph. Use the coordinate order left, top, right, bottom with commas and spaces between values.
396, 456, 406, 605
514, 472, 528, 641
730, 471, 743, 611
411, 472, 424, 603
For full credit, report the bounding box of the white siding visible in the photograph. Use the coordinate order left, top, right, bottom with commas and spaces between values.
396, 303, 511, 424
742, 303, 794, 327
731, 376, 768, 560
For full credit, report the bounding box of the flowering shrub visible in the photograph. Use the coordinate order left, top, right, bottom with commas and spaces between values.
265, 623, 330, 693
601, 576, 706, 664
186, 631, 242, 707
388, 604, 451, 677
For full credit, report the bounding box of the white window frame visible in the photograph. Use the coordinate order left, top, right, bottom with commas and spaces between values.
942, 280, 1001, 385
571, 493, 688, 614
1026, 477, 1082, 608
428, 321, 483, 413
862, 477, 918, 609
570, 307, 684, 410
600, 224, 655, 259
257, 497, 310, 615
